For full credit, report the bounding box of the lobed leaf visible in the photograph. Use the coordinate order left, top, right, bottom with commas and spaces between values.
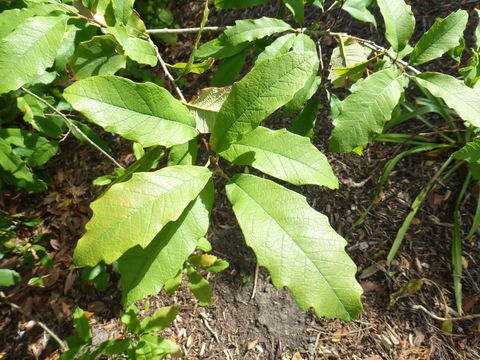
0, 15, 68, 94
220, 126, 338, 188
73, 166, 212, 266
329, 68, 406, 152
415, 72, 480, 128
409, 10, 468, 66
64, 75, 197, 148
210, 52, 318, 152
377, 0, 415, 52
226, 174, 363, 320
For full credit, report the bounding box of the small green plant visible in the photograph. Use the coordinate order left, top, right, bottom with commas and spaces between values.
60, 305, 181, 360
1, 0, 479, 333
0, 213, 53, 287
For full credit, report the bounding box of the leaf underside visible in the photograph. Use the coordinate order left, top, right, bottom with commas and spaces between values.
226, 174, 363, 321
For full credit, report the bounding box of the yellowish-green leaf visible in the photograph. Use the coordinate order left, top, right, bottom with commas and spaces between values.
409, 10, 468, 66
415, 72, 480, 128
330, 68, 405, 152
226, 174, 363, 320
377, 0, 415, 52
64, 75, 197, 148
0, 16, 68, 94
211, 52, 317, 152
220, 126, 338, 188
73, 166, 212, 266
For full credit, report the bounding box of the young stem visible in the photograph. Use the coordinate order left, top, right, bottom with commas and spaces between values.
148, 38, 187, 102
20, 87, 124, 169
147, 26, 226, 35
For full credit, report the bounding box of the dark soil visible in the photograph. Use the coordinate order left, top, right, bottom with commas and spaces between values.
1, 1, 480, 359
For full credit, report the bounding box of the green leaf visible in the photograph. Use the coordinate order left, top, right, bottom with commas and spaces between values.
453, 138, 480, 163
72, 307, 92, 344
0, 128, 58, 167
328, 38, 369, 88
256, 33, 296, 64
123, 37, 158, 66
0, 3, 62, 39
292, 33, 317, 53
168, 58, 214, 76
140, 306, 179, 333
221, 126, 338, 188
117, 181, 213, 305
0, 15, 68, 94
17, 95, 66, 138
168, 139, 198, 166
415, 72, 480, 128
0, 269, 21, 287
101, 338, 131, 356
195, 38, 250, 60
226, 174, 363, 320
112, 0, 134, 25
342, 0, 376, 26
377, 0, 415, 52
214, 0, 271, 8
73, 166, 212, 266
288, 97, 318, 138
64, 75, 197, 148
285, 75, 321, 114
283, 0, 304, 24
222, 17, 292, 46
100, 146, 164, 193
121, 304, 141, 334
187, 266, 212, 306
135, 334, 178, 359
70, 35, 127, 79
0, 138, 46, 192
188, 87, 230, 134
188, 254, 229, 273
329, 68, 405, 152
409, 10, 468, 66
211, 51, 247, 87
211, 52, 318, 152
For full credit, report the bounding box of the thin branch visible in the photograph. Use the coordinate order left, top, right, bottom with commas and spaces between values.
250, 263, 260, 301
340, 34, 422, 75
0, 291, 68, 352
20, 87, 124, 169
145, 27, 422, 75
148, 38, 187, 102
147, 26, 226, 35
412, 304, 480, 322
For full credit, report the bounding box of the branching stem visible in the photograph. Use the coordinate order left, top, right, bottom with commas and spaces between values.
148, 38, 187, 102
